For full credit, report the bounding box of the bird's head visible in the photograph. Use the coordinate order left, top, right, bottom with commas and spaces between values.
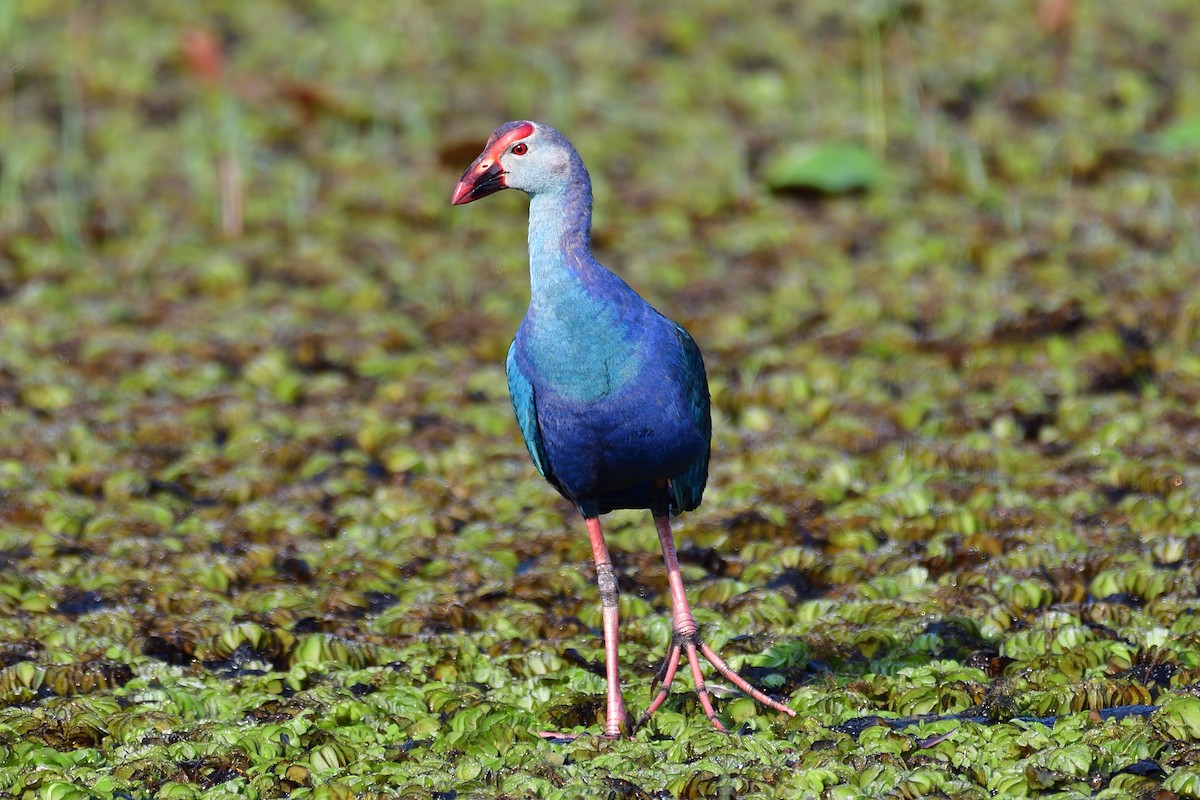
451, 121, 577, 205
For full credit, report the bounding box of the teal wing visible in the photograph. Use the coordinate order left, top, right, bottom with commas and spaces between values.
670, 323, 711, 514
506, 340, 555, 485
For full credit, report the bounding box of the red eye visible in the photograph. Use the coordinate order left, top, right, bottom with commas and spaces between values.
511, 142, 528, 155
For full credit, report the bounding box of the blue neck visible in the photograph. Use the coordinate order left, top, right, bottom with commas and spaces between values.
519, 170, 647, 401
527, 178, 595, 307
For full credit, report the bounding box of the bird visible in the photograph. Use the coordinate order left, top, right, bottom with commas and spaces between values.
451, 121, 795, 738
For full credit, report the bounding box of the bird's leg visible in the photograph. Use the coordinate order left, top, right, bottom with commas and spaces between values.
536, 516, 630, 740
636, 512, 797, 732
587, 516, 629, 737
640, 512, 723, 729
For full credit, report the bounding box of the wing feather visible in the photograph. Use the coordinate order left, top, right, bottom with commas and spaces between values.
669, 323, 710, 513
506, 340, 555, 486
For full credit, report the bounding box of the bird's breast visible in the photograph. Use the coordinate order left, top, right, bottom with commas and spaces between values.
520, 297, 646, 405
509, 299, 706, 506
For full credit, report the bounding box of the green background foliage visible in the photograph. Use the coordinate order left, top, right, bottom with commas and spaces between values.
1, 0, 1199, 797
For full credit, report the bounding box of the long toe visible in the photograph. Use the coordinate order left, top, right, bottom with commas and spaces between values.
698, 640, 796, 719
635, 631, 795, 732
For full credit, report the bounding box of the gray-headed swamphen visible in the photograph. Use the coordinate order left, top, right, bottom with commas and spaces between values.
452, 121, 795, 738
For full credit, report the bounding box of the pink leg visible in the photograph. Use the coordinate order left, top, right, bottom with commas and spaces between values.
537, 516, 629, 740
563, 516, 631, 738
587, 516, 630, 737
636, 513, 796, 732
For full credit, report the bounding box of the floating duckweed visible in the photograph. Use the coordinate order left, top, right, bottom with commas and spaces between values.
893, 768, 949, 800
993, 576, 1053, 611
1077, 602, 1138, 628
1091, 565, 1180, 602
1024, 679, 1152, 717
892, 684, 953, 716
155, 781, 202, 800
1049, 625, 1093, 653
1156, 693, 1200, 741
319, 589, 375, 617
794, 599, 839, 623
1045, 570, 1088, 605
984, 769, 1031, 797
291, 633, 384, 669
506, 649, 563, 678
311, 784, 360, 800
828, 528, 877, 553
1151, 537, 1187, 566
35, 782, 95, 800
106, 710, 180, 745
1106, 772, 1161, 796
824, 551, 873, 584
1090, 569, 1127, 600
850, 629, 899, 659
1168, 611, 1200, 636
377, 601, 481, 636
200, 623, 295, 669
426, 684, 485, 717
0, 662, 44, 705
1041, 742, 1093, 776
238, 586, 318, 618
40, 660, 133, 697
789, 767, 841, 796
1109, 461, 1185, 497
1162, 767, 1200, 798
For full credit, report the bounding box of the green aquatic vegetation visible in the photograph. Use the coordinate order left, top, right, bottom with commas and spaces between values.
0, 0, 1198, 797
763, 142, 886, 195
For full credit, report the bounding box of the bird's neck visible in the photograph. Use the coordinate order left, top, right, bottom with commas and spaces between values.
520, 180, 646, 399
526, 179, 599, 306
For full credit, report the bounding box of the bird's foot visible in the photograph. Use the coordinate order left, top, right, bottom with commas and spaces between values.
634, 631, 795, 733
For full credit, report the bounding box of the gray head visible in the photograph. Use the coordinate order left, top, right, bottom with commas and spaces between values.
451, 121, 588, 205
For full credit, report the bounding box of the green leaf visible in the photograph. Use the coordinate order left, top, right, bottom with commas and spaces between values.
38, 782, 97, 800
1158, 694, 1200, 741
764, 142, 884, 193
1153, 118, 1200, 152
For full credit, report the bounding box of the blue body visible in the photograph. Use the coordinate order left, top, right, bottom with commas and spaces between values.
504, 128, 710, 518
